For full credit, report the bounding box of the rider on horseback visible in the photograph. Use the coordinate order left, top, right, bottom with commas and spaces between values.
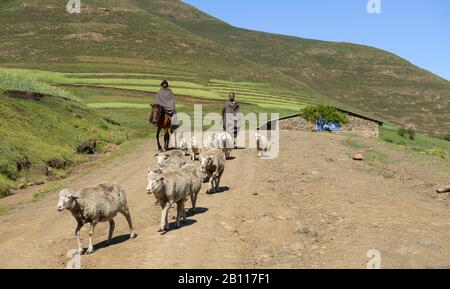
150, 80, 179, 151
155, 80, 177, 119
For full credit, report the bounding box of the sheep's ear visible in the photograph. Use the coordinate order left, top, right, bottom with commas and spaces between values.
67, 193, 78, 200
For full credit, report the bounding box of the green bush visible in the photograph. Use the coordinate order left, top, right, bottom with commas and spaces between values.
300, 104, 348, 125
398, 127, 416, 140
0, 175, 12, 198
398, 128, 407, 138
407, 127, 416, 140
444, 134, 450, 142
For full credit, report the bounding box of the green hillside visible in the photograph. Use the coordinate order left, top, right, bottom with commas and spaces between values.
0, 0, 449, 136
0, 71, 129, 197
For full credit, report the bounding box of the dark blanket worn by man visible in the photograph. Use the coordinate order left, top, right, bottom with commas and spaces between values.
222, 92, 241, 139
155, 80, 176, 117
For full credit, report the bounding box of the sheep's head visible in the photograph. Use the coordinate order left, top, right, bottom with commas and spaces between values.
156, 153, 170, 166
57, 189, 78, 211
199, 155, 213, 172
146, 171, 164, 194
191, 137, 199, 148
180, 139, 189, 150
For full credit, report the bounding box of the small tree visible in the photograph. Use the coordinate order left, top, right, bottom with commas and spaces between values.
300, 104, 348, 126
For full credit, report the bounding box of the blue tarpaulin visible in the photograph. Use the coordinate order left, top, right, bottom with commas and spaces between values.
315, 118, 342, 132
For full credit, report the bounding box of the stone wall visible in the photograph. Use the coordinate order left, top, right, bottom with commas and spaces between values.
278, 115, 380, 138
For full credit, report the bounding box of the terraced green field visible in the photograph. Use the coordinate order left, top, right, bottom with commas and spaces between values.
0, 68, 305, 110
0, 68, 303, 139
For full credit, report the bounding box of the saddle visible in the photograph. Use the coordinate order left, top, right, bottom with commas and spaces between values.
151, 105, 179, 131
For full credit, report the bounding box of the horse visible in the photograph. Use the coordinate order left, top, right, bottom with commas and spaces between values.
150, 104, 172, 151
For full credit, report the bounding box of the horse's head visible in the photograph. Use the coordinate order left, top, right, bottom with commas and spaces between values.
150, 104, 161, 125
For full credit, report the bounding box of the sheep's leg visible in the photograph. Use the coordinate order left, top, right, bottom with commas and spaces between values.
206, 175, 213, 194
182, 201, 187, 220
121, 208, 137, 239
159, 202, 170, 232
175, 201, 184, 228
191, 193, 197, 213
86, 223, 96, 254
175, 201, 181, 227
215, 170, 223, 192
208, 178, 214, 194
75, 222, 83, 253
107, 220, 115, 245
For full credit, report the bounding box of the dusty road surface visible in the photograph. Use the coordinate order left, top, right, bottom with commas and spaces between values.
0, 130, 449, 269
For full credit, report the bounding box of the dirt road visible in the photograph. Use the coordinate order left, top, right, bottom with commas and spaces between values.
1, 131, 449, 269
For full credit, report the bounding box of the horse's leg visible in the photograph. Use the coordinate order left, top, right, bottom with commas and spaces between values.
156, 127, 162, 151
164, 128, 170, 151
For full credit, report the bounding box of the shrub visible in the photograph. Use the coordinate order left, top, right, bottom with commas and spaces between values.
407, 127, 416, 140
444, 134, 450, 142
300, 104, 348, 125
0, 175, 12, 198
398, 128, 407, 138
398, 127, 415, 140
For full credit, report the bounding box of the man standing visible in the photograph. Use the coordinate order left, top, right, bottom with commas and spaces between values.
222, 92, 241, 145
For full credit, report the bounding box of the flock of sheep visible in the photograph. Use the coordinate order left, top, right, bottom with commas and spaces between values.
57, 131, 270, 254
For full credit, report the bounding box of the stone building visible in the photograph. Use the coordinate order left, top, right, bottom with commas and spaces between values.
261, 108, 384, 138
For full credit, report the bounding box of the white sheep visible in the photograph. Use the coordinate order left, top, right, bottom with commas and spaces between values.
156, 150, 186, 169
203, 132, 217, 149
199, 148, 226, 194
180, 163, 203, 213
215, 132, 234, 159
180, 137, 190, 155
255, 133, 270, 158
57, 182, 137, 254
147, 169, 191, 232
190, 136, 201, 161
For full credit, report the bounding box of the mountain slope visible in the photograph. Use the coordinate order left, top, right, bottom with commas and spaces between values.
0, 0, 449, 135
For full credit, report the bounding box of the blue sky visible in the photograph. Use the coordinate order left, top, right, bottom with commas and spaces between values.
182, 0, 450, 81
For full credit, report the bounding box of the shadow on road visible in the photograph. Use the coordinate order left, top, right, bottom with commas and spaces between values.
160, 219, 199, 235
207, 186, 230, 195
186, 207, 209, 217
93, 234, 136, 253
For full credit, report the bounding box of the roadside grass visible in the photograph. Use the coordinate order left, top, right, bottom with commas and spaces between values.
0, 70, 131, 198
345, 139, 367, 149
0, 138, 147, 214
380, 124, 450, 161
0, 204, 12, 215
365, 149, 391, 164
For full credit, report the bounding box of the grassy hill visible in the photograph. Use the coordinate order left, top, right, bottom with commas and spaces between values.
0, 71, 129, 197
0, 0, 449, 136
0, 0, 450, 135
